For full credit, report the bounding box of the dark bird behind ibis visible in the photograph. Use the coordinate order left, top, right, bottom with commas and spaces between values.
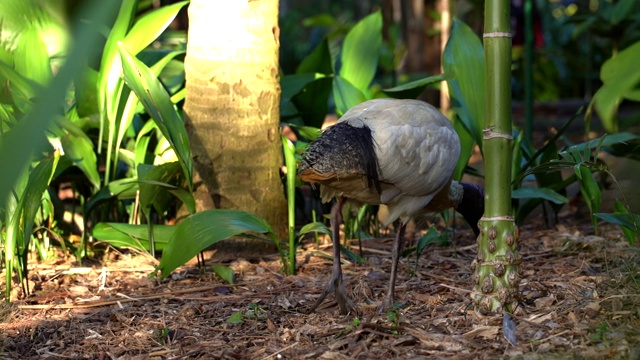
298, 98, 484, 314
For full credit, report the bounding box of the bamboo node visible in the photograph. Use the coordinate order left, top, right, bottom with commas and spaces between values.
482, 126, 513, 140
480, 216, 514, 222
483, 32, 513, 38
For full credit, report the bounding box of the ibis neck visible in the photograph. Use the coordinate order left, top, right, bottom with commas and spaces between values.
454, 182, 484, 236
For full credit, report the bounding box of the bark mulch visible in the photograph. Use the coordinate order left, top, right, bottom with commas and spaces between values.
1, 222, 639, 359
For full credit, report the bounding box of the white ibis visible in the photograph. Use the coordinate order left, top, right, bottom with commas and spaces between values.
298, 98, 484, 314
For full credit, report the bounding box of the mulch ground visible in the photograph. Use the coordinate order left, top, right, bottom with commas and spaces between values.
1, 219, 639, 359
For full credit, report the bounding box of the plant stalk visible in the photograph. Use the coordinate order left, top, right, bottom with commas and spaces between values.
475, 0, 521, 313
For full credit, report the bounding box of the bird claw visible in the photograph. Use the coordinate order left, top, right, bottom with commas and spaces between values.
309, 273, 360, 316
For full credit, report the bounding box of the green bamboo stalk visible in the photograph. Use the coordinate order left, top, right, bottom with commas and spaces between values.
474, 0, 521, 313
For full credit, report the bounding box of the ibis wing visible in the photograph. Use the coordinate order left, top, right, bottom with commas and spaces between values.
346, 99, 461, 199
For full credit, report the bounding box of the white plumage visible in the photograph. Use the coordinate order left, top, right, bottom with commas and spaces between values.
299, 98, 483, 314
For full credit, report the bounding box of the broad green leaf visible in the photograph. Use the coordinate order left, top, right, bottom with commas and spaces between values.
339, 11, 382, 93
92, 222, 173, 251
138, 162, 195, 215
566, 132, 639, 153
53, 117, 100, 190
13, 26, 52, 85
157, 210, 278, 277
592, 41, 640, 132
212, 265, 235, 284
294, 125, 322, 142
383, 74, 446, 99
122, 1, 188, 55
75, 67, 100, 117
0, 104, 17, 131
613, 200, 637, 244
416, 226, 440, 256
611, 0, 637, 25
594, 212, 640, 236
118, 44, 192, 190
333, 75, 366, 115
297, 38, 333, 75
298, 221, 331, 236
443, 19, 485, 149
98, 0, 137, 154
511, 187, 568, 204
453, 117, 475, 180
302, 13, 339, 28
281, 73, 326, 100
0, 60, 39, 107
5, 150, 59, 299
0, 0, 120, 211
85, 178, 139, 216
291, 76, 333, 128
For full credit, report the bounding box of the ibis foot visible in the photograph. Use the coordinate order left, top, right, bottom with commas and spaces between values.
309, 270, 359, 316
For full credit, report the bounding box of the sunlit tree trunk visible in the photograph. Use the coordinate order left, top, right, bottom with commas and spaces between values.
474, 0, 520, 313
183, 0, 287, 255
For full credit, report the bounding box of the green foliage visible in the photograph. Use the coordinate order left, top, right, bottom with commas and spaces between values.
590, 40, 640, 133
442, 19, 486, 180
155, 209, 280, 278
595, 207, 640, 245
92, 222, 172, 252
118, 44, 192, 190
282, 135, 298, 275
212, 265, 235, 284
282, 11, 382, 128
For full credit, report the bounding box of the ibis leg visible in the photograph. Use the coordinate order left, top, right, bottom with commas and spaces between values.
309, 197, 358, 315
382, 223, 406, 311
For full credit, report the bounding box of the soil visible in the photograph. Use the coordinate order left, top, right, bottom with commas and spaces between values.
1, 215, 639, 359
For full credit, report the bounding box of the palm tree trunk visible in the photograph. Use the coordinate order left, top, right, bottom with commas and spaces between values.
183, 0, 288, 255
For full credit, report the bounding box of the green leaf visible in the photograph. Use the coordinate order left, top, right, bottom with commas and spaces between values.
157, 210, 278, 277
592, 41, 640, 133
13, 26, 52, 85
92, 222, 173, 251
227, 311, 244, 324
611, 0, 636, 25
212, 265, 235, 284
298, 221, 331, 236
281, 73, 326, 100
333, 75, 366, 115
5, 150, 60, 299
566, 132, 639, 154
453, 117, 475, 180
297, 38, 334, 75
416, 226, 439, 256
577, 165, 601, 227
85, 178, 139, 216
283, 136, 297, 274
138, 162, 195, 216
511, 187, 569, 204
443, 19, 485, 148
339, 11, 382, 93
98, 0, 137, 158
53, 117, 100, 190
0, 0, 120, 212
0, 60, 39, 108
613, 200, 637, 244
122, 1, 188, 55
383, 74, 445, 99
118, 44, 192, 190
291, 76, 333, 128
594, 212, 640, 237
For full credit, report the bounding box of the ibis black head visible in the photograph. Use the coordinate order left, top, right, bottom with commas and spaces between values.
455, 182, 484, 237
